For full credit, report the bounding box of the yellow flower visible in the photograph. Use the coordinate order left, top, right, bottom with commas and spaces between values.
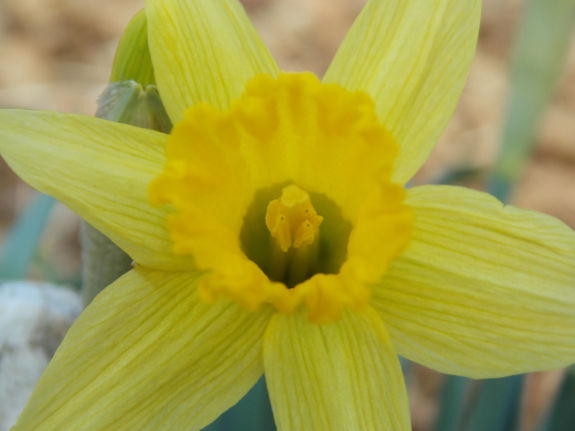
1, 0, 574, 430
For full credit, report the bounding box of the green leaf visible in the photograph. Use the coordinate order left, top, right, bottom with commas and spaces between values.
0, 193, 55, 280
110, 9, 155, 87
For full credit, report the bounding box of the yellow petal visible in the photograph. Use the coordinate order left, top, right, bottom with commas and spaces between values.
0, 109, 192, 271
264, 308, 410, 430
324, 0, 481, 185
12, 267, 274, 431
372, 185, 575, 378
146, 0, 279, 123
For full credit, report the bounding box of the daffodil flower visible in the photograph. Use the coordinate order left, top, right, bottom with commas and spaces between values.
1, 0, 575, 430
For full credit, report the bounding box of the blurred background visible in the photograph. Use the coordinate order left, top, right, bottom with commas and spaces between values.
0, 0, 574, 430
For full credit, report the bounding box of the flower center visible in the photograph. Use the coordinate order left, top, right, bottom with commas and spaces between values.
239, 183, 353, 291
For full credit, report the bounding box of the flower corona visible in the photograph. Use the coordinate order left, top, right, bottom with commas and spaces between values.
149, 73, 414, 323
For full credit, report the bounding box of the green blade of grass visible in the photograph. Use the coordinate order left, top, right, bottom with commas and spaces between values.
539, 367, 575, 431
490, 0, 575, 202
464, 375, 524, 431
202, 376, 276, 431
434, 376, 469, 431
0, 193, 55, 280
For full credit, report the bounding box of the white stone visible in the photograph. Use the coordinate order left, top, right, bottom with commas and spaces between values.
0, 281, 82, 431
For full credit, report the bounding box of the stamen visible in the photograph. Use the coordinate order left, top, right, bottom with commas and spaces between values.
266, 185, 323, 251
265, 185, 323, 287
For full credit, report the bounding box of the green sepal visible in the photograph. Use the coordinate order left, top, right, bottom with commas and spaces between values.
96, 81, 172, 133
